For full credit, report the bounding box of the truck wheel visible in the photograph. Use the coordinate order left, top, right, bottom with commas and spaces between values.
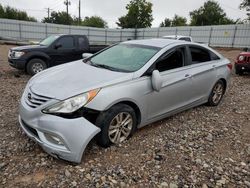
27, 58, 47, 75
95, 104, 137, 147
207, 80, 225, 106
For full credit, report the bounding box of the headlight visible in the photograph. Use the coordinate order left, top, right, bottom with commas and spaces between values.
13, 51, 25, 58
42, 89, 100, 114
238, 55, 244, 61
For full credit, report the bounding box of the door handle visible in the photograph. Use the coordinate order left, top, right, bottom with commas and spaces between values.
185, 74, 190, 78
212, 65, 216, 68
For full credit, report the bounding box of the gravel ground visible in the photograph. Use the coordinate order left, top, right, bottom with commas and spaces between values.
0, 45, 249, 188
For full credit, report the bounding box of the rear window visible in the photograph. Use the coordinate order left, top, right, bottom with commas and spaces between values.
190, 47, 211, 64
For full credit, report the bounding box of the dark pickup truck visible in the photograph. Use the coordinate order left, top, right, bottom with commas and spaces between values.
8, 34, 107, 75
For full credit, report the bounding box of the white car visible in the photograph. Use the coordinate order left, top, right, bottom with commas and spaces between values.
162, 35, 193, 42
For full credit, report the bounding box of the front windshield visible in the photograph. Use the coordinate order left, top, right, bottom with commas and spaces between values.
89, 44, 160, 72
40, 35, 59, 46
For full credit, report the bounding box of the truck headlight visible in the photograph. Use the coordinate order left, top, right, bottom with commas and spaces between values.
42, 89, 100, 114
238, 55, 244, 61
13, 51, 25, 58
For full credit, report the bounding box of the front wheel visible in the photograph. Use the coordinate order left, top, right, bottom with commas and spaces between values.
27, 58, 47, 75
207, 80, 226, 106
95, 104, 137, 147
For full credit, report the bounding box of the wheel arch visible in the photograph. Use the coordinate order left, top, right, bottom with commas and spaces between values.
106, 100, 142, 126
25, 53, 50, 71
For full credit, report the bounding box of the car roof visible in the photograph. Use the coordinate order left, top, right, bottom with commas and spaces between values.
122, 38, 184, 48
163, 35, 191, 39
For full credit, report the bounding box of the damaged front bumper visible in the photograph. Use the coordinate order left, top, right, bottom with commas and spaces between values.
19, 95, 101, 163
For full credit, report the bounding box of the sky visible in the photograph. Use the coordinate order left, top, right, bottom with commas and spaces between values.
0, 0, 248, 28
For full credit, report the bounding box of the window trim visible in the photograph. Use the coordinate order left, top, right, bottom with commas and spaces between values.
143, 45, 189, 76
55, 36, 75, 50
187, 44, 220, 65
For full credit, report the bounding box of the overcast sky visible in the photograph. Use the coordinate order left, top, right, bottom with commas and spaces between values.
0, 0, 247, 27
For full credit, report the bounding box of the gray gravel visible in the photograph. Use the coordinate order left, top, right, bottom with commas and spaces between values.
0, 45, 249, 187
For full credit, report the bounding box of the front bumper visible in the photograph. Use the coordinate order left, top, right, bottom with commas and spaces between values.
19, 95, 101, 163
8, 58, 27, 70
235, 63, 250, 72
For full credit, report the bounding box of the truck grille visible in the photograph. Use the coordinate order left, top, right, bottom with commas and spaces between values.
25, 89, 52, 108
246, 56, 250, 63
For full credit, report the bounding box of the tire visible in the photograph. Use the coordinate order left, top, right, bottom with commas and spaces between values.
27, 58, 47, 75
207, 80, 226, 106
235, 68, 243, 76
95, 104, 137, 147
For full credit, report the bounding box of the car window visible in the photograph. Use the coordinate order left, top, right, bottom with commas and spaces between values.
210, 51, 220, 60
40, 35, 59, 46
179, 37, 191, 42
156, 47, 185, 72
78, 36, 87, 49
190, 47, 211, 64
90, 44, 159, 72
57, 36, 74, 49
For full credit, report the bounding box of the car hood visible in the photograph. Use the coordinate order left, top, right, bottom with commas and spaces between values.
239, 52, 250, 56
11, 45, 46, 51
28, 60, 134, 100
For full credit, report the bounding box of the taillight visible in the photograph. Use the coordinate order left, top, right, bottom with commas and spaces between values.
227, 63, 233, 71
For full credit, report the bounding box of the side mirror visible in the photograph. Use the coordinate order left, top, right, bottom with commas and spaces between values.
54, 43, 62, 49
151, 70, 162, 92
82, 53, 93, 59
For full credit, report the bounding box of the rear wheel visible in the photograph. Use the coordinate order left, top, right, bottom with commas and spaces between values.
207, 80, 226, 106
95, 104, 137, 147
27, 58, 47, 75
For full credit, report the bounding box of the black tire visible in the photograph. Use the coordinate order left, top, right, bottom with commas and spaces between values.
95, 104, 137, 147
207, 80, 226, 106
235, 68, 243, 76
26, 58, 47, 75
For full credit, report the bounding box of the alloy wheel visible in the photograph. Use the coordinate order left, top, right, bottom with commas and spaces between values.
212, 82, 224, 104
32, 62, 44, 73
108, 112, 133, 144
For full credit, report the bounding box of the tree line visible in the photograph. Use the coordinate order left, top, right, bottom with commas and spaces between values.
0, 0, 249, 28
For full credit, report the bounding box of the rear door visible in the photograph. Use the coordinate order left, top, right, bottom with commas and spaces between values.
146, 46, 194, 120
49, 36, 78, 66
186, 45, 220, 102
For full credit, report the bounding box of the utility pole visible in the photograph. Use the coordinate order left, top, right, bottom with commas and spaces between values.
64, 0, 71, 24
78, 0, 81, 25
45, 8, 52, 20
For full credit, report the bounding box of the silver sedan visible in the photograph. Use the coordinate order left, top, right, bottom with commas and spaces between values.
19, 38, 232, 163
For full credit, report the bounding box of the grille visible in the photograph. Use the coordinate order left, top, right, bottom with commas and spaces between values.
21, 119, 39, 138
25, 89, 52, 108
247, 56, 250, 63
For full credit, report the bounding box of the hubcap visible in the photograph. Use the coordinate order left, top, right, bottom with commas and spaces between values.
108, 112, 133, 144
212, 83, 223, 104
32, 63, 44, 73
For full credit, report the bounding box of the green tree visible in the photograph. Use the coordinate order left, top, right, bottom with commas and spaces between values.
81, 16, 108, 28
160, 18, 171, 27
190, 0, 235, 26
160, 15, 187, 27
171, 15, 187, 26
0, 3, 36, 22
240, 0, 250, 20
42, 11, 73, 25
116, 0, 153, 28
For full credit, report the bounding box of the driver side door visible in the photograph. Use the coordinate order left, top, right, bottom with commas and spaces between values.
49, 36, 77, 66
